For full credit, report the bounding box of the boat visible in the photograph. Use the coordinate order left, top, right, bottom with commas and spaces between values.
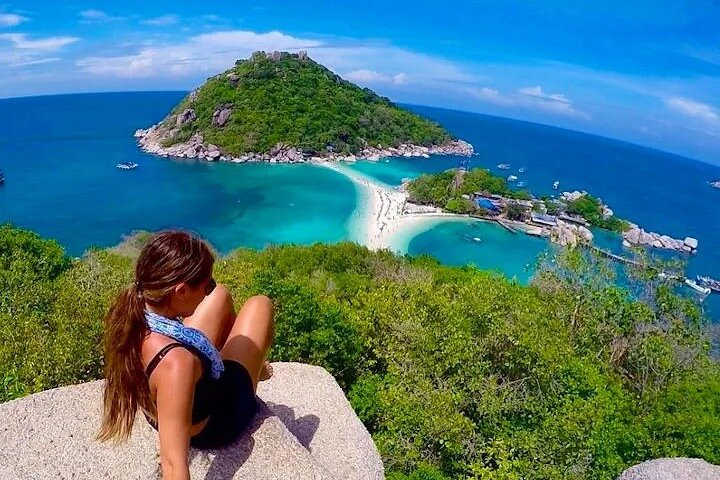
517, 181, 526, 187
507, 175, 518, 182
684, 278, 711, 295
497, 163, 511, 170
462, 234, 482, 243
552, 180, 560, 190
0, 170, 4, 186
518, 167, 526, 173
697, 276, 720, 293
710, 180, 720, 189
116, 162, 138, 170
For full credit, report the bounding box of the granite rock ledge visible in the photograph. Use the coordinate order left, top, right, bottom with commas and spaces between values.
0, 362, 384, 480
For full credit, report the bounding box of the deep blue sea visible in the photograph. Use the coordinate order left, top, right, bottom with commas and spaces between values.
1, 92, 719, 317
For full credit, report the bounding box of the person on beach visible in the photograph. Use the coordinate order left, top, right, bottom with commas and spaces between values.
96, 230, 275, 480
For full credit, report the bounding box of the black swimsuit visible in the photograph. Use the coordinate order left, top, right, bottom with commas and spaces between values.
144, 342, 258, 449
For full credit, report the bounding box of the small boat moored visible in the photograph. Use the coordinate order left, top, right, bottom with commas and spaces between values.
0, 170, 5, 186
685, 278, 711, 295
116, 162, 139, 170
697, 276, 720, 293
552, 180, 560, 190
507, 175, 518, 182
517, 181, 526, 187
497, 163, 511, 170
518, 167, 526, 173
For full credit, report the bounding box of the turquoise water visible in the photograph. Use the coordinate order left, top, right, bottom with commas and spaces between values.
1, 92, 719, 317
407, 220, 547, 283
0, 92, 356, 254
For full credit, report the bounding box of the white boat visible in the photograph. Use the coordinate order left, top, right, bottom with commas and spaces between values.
517, 181, 526, 187
697, 276, 720, 293
710, 180, 720, 189
685, 278, 711, 295
116, 162, 138, 170
497, 163, 511, 170
552, 180, 560, 190
518, 167, 526, 173
507, 175, 518, 182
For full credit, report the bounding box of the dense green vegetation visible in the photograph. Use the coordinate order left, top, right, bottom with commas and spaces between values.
407, 168, 532, 214
162, 51, 452, 155
407, 168, 630, 231
1, 224, 718, 479
565, 194, 630, 232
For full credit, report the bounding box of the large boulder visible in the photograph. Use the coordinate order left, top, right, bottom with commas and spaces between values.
0, 362, 383, 480
176, 108, 196, 126
212, 105, 233, 127
617, 458, 720, 480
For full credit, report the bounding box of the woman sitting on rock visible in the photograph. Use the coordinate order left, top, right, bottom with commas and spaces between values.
97, 230, 274, 479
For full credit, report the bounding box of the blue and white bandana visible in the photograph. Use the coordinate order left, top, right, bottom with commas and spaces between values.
145, 310, 224, 379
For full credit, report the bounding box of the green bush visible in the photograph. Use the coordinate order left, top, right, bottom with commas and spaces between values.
1, 225, 717, 480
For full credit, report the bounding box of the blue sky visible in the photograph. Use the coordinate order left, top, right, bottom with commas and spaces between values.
1, 1, 719, 163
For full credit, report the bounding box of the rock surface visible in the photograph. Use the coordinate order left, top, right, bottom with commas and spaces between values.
212, 104, 233, 127
617, 458, 720, 480
550, 219, 594, 247
134, 123, 473, 165
0, 362, 383, 480
622, 224, 698, 254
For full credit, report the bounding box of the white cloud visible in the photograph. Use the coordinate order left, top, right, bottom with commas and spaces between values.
142, 15, 179, 26
345, 69, 409, 85
8, 57, 60, 67
463, 84, 590, 119
518, 85, 590, 119
77, 30, 320, 78
464, 86, 514, 106
0, 13, 28, 27
0, 33, 79, 51
345, 69, 386, 82
665, 97, 719, 124
79, 9, 124, 24
518, 85, 571, 103
75, 28, 475, 94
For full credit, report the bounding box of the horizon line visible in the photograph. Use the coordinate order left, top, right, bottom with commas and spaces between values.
1, 89, 717, 169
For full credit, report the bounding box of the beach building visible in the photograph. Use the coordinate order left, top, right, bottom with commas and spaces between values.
475, 197, 502, 214
530, 212, 558, 227
558, 214, 590, 226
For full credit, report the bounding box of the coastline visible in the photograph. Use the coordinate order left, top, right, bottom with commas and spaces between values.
134, 125, 474, 164
316, 160, 483, 252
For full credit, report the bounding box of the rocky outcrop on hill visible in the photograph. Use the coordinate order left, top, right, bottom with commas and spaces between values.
212, 104, 233, 127
0, 362, 383, 480
617, 458, 720, 480
622, 224, 698, 254
176, 108, 196, 126
550, 219, 594, 247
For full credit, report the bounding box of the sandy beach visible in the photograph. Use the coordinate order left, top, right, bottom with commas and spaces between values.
316, 161, 479, 252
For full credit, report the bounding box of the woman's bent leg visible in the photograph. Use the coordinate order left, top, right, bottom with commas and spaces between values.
182, 284, 235, 350
220, 294, 275, 391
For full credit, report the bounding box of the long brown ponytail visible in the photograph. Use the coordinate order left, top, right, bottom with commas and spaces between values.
96, 231, 214, 443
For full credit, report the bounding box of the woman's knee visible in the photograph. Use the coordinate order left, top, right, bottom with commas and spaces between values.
208, 283, 234, 312
244, 294, 274, 320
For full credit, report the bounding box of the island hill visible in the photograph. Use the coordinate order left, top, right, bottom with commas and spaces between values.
405, 167, 700, 254
135, 50, 473, 163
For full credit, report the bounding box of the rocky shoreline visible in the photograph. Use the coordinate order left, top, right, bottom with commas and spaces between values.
622, 224, 698, 254
134, 124, 474, 164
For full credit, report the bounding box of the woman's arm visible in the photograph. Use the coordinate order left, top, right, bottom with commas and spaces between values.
155, 349, 202, 480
